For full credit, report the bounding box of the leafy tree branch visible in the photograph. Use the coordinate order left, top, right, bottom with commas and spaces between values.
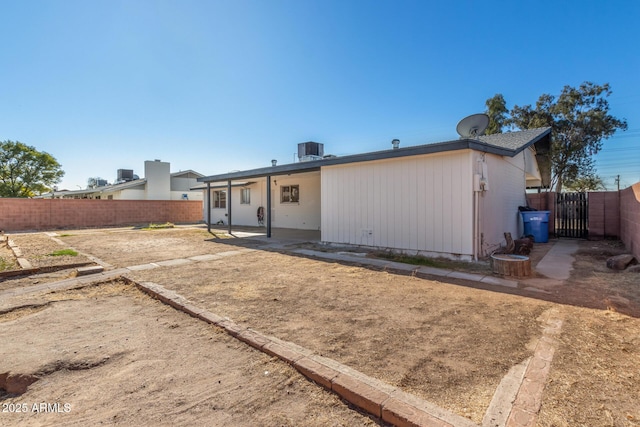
0, 140, 64, 197
485, 82, 627, 192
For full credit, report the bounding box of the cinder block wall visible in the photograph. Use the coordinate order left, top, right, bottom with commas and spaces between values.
620, 183, 640, 260
588, 192, 620, 239
0, 199, 202, 232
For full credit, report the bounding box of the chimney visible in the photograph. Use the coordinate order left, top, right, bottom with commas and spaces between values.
271, 159, 277, 167
391, 139, 400, 149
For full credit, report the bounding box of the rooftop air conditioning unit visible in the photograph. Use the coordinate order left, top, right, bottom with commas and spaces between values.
298, 142, 324, 162
117, 169, 134, 182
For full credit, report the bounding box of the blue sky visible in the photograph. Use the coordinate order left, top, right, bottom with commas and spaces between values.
1, 0, 638, 191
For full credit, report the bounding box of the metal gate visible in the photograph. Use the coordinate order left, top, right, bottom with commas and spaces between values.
555, 192, 588, 238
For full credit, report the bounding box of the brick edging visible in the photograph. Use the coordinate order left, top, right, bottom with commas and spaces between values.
505, 309, 563, 427
0, 262, 96, 279
134, 280, 478, 427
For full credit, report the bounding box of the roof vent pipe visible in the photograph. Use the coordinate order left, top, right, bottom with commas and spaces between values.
391, 139, 400, 149
271, 159, 277, 167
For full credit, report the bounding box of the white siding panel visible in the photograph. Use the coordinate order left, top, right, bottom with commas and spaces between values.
451, 162, 464, 252
322, 151, 474, 258
402, 159, 413, 249
408, 158, 418, 250
371, 162, 381, 247
432, 159, 444, 251
365, 164, 374, 246
424, 159, 434, 250
416, 159, 426, 251
478, 152, 528, 255
390, 163, 401, 248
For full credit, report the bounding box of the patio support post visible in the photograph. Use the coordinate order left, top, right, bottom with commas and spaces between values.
266, 175, 271, 238
227, 180, 232, 235
207, 182, 211, 233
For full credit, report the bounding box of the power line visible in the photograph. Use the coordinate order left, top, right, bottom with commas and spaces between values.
596, 161, 640, 168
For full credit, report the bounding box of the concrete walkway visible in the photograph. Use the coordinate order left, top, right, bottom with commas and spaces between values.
291, 248, 522, 288
287, 242, 580, 292
533, 239, 580, 281
193, 225, 581, 288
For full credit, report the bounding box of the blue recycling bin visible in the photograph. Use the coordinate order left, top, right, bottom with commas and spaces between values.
521, 211, 550, 243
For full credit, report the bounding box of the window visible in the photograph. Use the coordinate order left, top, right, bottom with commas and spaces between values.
213, 190, 226, 208
281, 185, 299, 203
240, 188, 250, 204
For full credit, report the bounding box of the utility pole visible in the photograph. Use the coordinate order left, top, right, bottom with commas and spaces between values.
615, 174, 620, 191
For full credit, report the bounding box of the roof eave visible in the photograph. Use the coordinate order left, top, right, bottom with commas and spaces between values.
198, 141, 508, 183
198, 128, 552, 183
512, 128, 552, 155
171, 170, 204, 178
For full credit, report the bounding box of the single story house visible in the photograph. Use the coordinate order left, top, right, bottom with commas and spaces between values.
197, 127, 551, 260
48, 160, 204, 201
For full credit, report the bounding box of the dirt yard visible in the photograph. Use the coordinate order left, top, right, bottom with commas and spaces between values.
1, 280, 376, 426
1, 227, 639, 426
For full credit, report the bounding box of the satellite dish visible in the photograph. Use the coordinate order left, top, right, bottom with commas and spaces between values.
456, 113, 490, 139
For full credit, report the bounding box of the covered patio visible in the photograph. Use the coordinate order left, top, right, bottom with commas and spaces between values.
199, 159, 324, 238
203, 225, 321, 247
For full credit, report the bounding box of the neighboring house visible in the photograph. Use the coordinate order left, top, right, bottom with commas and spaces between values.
198, 128, 551, 260
50, 160, 204, 201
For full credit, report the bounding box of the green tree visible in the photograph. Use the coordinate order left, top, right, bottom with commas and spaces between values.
0, 140, 64, 197
484, 93, 508, 135
564, 173, 606, 192
485, 82, 628, 192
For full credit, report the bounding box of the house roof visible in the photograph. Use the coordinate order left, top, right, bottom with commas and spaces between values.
49, 168, 205, 198
190, 181, 255, 191
171, 170, 204, 179
198, 127, 551, 183
46, 179, 146, 197
99, 179, 147, 193
477, 128, 551, 151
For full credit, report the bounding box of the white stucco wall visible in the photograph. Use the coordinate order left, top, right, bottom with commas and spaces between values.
229, 181, 267, 226
477, 151, 528, 256
321, 151, 475, 259
145, 160, 171, 200
171, 175, 200, 192
271, 172, 321, 230
90, 187, 200, 200
112, 188, 146, 200
204, 171, 321, 230
170, 190, 203, 201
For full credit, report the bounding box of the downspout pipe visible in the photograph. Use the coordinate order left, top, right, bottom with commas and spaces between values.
473, 157, 484, 262
473, 190, 479, 262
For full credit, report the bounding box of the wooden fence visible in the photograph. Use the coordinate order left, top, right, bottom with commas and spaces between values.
526, 184, 640, 260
